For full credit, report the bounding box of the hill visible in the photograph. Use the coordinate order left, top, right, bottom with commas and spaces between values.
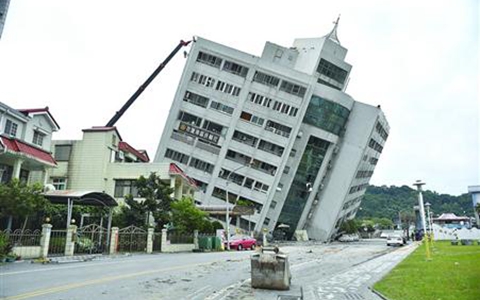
356, 185, 473, 222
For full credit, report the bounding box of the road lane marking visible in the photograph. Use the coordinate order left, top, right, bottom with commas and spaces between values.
4, 261, 213, 300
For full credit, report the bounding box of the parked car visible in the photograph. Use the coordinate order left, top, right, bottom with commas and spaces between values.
225, 235, 257, 251
386, 234, 405, 246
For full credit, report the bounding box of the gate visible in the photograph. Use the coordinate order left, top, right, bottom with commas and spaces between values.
117, 225, 147, 253
75, 224, 108, 255
153, 232, 162, 252
49, 229, 68, 257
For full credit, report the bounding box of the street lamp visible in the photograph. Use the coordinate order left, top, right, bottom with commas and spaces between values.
225, 163, 251, 250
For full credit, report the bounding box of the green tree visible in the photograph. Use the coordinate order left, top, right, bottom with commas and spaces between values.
135, 173, 174, 229
170, 197, 207, 234
339, 219, 359, 234
0, 179, 48, 230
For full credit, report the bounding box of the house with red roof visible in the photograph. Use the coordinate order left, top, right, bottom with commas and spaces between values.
0, 102, 60, 184
49, 126, 197, 205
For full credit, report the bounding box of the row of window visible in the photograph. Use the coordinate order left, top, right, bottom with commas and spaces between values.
356, 170, 374, 179
190, 71, 242, 97
342, 196, 362, 210
303, 95, 350, 136
232, 130, 284, 157
225, 149, 277, 176
247, 92, 299, 117
316, 58, 348, 84
218, 168, 270, 193
210, 101, 234, 115
349, 183, 368, 194
165, 148, 215, 174
369, 157, 378, 165
4, 119, 45, 147
375, 122, 389, 141
197, 51, 307, 99
196, 51, 249, 78
211, 186, 263, 213
368, 138, 384, 153
184, 90, 209, 108
240, 111, 264, 126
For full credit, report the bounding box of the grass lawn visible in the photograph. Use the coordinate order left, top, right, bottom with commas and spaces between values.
374, 241, 480, 300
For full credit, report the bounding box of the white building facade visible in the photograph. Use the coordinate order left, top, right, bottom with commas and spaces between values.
154, 24, 389, 241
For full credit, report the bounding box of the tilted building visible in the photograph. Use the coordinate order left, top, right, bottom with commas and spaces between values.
154, 22, 389, 241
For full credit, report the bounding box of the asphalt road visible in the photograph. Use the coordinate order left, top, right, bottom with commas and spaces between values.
0, 239, 417, 300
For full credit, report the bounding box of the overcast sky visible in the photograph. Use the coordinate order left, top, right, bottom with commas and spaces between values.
0, 1, 478, 196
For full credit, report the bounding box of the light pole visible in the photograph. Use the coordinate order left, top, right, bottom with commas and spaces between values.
225, 163, 251, 250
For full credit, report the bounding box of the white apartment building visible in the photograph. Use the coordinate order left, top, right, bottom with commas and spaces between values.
50, 126, 197, 204
154, 22, 389, 241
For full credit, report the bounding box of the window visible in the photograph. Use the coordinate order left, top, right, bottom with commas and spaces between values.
258, 140, 284, 157
265, 120, 292, 138
253, 71, 280, 87
215, 80, 241, 96
202, 120, 224, 135
190, 72, 216, 87
196, 51, 222, 68
303, 95, 350, 136
222, 60, 249, 77
243, 178, 254, 189
375, 122, 389, 140
263, 218, 270, 225
254, 181, 269, 193
248, 92, 272, 108
192, 178, 208, 193
4, 120, 18, 137
32, 131, 45, 146
178, 111, 202, 127
270, 201, 277, 209
54, 145, 72, 161
165, 148, 189, 164
316, 59, 348, 84
184, 91, 209, 108
189, 157, 214, 173
210, 101, 234, 115
279, 80, 307, 97
114, 180, 139, 197
240, 111, 264, 126
232, 130, 258, 147
52, 178, 67, 190
368, 138, 384, 153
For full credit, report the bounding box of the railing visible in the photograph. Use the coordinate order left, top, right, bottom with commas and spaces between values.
171, 131, 195, 145
167, 232, 194, 244
195, 139, 221, 155
3, 229, 41, 246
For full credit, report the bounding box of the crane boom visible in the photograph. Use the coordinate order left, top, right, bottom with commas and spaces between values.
106, 39, 192, 127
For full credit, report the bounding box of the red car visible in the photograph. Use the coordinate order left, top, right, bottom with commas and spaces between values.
226, 235, 257, 251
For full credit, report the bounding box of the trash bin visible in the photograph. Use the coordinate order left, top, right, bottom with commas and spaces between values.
211, 237, 222, 250
198, 237, 212, 250
251, 246, 291, 290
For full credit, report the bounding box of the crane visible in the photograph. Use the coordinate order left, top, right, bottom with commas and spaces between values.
106, 39, 192, 127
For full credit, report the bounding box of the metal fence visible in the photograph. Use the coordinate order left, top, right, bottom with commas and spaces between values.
167, 232, 194, 244
3, 229, 41, 246
48, 229, 67, 257
117, 225, 147, 253
75, 224, 108, 255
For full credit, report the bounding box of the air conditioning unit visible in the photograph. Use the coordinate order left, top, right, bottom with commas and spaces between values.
308, 212, 313, 219
319, 184, 324, 190
333, 146, 340, 155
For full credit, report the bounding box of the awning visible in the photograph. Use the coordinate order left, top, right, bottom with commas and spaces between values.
42, 190, 118, 207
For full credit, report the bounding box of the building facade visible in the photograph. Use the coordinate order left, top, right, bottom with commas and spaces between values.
154, 23, 389, 241
0, 0, 10, 39
0, 103, 59, 185
50, 127, 197, 204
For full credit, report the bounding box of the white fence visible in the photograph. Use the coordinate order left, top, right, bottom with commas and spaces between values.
432, 224, 480, 240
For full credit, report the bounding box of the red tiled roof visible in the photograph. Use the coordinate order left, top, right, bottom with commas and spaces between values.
17, 107, 60, 130
118, 141, 149, 162
169, 163, 198, 188
1, 136, 56, 166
